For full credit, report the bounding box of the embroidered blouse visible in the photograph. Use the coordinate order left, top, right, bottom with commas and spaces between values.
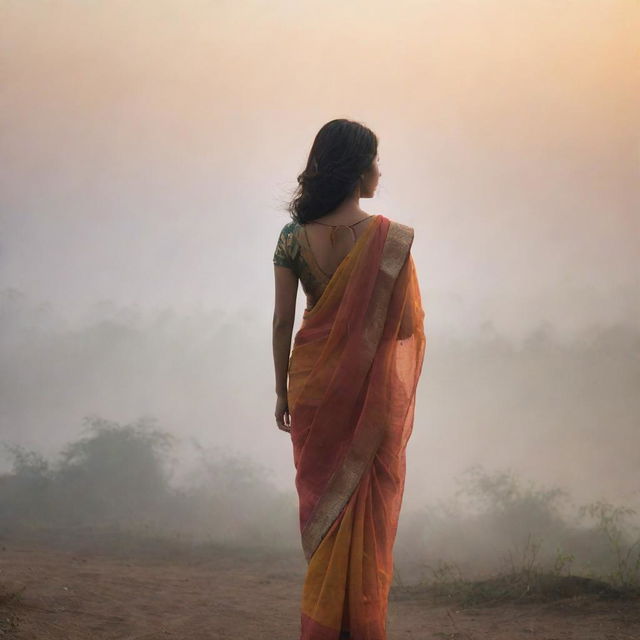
273, 221, 327, 311
273, 217, 374, 311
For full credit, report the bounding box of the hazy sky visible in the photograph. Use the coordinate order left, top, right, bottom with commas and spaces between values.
2, 0, 638, 341
1, 1, 639, 514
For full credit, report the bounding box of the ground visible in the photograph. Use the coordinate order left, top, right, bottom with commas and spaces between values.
1, 534, 639, 639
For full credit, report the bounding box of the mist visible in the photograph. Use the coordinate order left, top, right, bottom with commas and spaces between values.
1, 0, 639, 603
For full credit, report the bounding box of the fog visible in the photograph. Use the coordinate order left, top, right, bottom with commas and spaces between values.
1, 0, 638, 579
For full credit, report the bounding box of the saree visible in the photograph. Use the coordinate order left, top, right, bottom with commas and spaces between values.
287, 214, 426, 640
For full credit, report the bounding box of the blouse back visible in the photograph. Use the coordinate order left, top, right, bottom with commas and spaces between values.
273, 216, 375, 311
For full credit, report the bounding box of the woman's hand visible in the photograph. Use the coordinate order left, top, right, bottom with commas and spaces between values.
275, 393, 291, 433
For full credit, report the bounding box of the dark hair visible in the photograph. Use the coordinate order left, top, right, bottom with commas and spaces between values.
287, 119, 378, 224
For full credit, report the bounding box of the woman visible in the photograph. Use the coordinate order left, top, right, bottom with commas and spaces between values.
272, 119, 426, 640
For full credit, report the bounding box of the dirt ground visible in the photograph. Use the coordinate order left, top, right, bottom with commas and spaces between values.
1, 536, 639, 640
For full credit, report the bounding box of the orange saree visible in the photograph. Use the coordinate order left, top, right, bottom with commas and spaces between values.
287, 214, 426, 640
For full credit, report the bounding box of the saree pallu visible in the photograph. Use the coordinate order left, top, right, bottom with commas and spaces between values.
288, 214, 426, 640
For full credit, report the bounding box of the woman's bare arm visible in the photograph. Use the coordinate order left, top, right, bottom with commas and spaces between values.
273, 265, 298, 396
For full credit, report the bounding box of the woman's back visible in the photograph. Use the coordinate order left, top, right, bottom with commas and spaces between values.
273, 214, 378, 311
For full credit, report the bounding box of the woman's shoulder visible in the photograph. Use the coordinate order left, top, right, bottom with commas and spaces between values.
278, 219, 301, 236
273, 219, 302, 269
383, 217, 415, 254
384, 215, 415, 234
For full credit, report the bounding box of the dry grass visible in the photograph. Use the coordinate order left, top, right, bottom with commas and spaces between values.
391, 570, 640, 607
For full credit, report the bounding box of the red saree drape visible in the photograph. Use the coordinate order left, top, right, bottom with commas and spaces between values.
287, 214, 426, 640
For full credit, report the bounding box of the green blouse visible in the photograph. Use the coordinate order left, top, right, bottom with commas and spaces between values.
273, 220, 329, 310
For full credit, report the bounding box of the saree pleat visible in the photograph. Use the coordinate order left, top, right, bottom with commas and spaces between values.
288, 214, 426, 640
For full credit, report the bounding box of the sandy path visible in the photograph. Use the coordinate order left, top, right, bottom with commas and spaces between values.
1, 539, 638, 639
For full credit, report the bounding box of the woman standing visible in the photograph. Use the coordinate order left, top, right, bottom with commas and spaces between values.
272, 119, 426, 640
